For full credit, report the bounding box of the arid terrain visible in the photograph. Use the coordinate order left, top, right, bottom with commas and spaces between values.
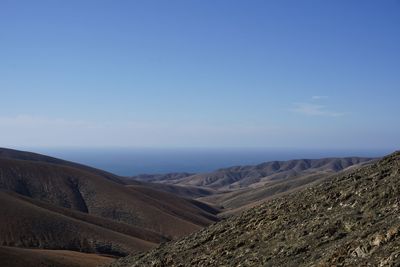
0, 147, 387, 267
131, 157, 375, 215
0, 148, 219, 266
111, 151, 400, 267
0, 246, 114, 267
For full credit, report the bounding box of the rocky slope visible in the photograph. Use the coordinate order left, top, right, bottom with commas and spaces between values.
110, 151, 400, 266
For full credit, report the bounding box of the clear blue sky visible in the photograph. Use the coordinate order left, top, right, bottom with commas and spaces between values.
0, 0, 399, 150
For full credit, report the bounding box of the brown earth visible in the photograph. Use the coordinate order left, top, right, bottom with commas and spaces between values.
129, 157, 376, 213
0, 147, 219, 260
0, 246, 114, 267
110, 151, 400, 267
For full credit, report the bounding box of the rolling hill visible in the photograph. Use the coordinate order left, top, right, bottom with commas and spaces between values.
163, 157, 375, 190
0, 147, 219, 259
0, 246, 114, 267
130, 157, 376, 213
0, 147, 381, 267
0, 190, 160, 255
110, 151, 400, 266
0, 147, 125, 184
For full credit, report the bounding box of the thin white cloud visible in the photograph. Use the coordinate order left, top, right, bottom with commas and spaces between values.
311, 95, 328, 100
0, 114, 283, 147
0, 115, 395, 150
291, 103, 344, 117
0, 115, 92, 128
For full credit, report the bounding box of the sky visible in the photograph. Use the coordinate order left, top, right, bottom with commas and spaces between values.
0, 0, 399, 150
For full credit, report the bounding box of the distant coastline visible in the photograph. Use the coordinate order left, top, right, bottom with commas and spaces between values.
27, 147, 392, 176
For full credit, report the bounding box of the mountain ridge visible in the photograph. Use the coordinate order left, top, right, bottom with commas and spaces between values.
171, 157, 376, 189
129, 156, 376, 213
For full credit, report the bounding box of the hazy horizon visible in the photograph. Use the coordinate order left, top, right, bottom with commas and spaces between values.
13, 146, 391, 176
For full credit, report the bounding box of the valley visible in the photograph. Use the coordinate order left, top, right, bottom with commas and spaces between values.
0, 147, 379, 266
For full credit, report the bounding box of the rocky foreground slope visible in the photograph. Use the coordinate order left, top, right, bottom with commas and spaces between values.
110, 151, 400, 266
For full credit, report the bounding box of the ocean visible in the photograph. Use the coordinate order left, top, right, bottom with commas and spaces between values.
33, 147, 392, 176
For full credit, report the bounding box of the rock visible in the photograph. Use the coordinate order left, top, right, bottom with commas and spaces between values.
351, 245, 370, 258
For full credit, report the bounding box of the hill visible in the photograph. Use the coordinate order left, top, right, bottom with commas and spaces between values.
126, 173, 215, 199
126, 181, 216, 199
0, 246, 114, 267
0, 148, 219, 257
0, 147, 125, 184
130, 172, 194, 183
0, 190, 160, 255
170, 157, 375, 190
110, 151, 400, 266
129, 157, 375, 213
